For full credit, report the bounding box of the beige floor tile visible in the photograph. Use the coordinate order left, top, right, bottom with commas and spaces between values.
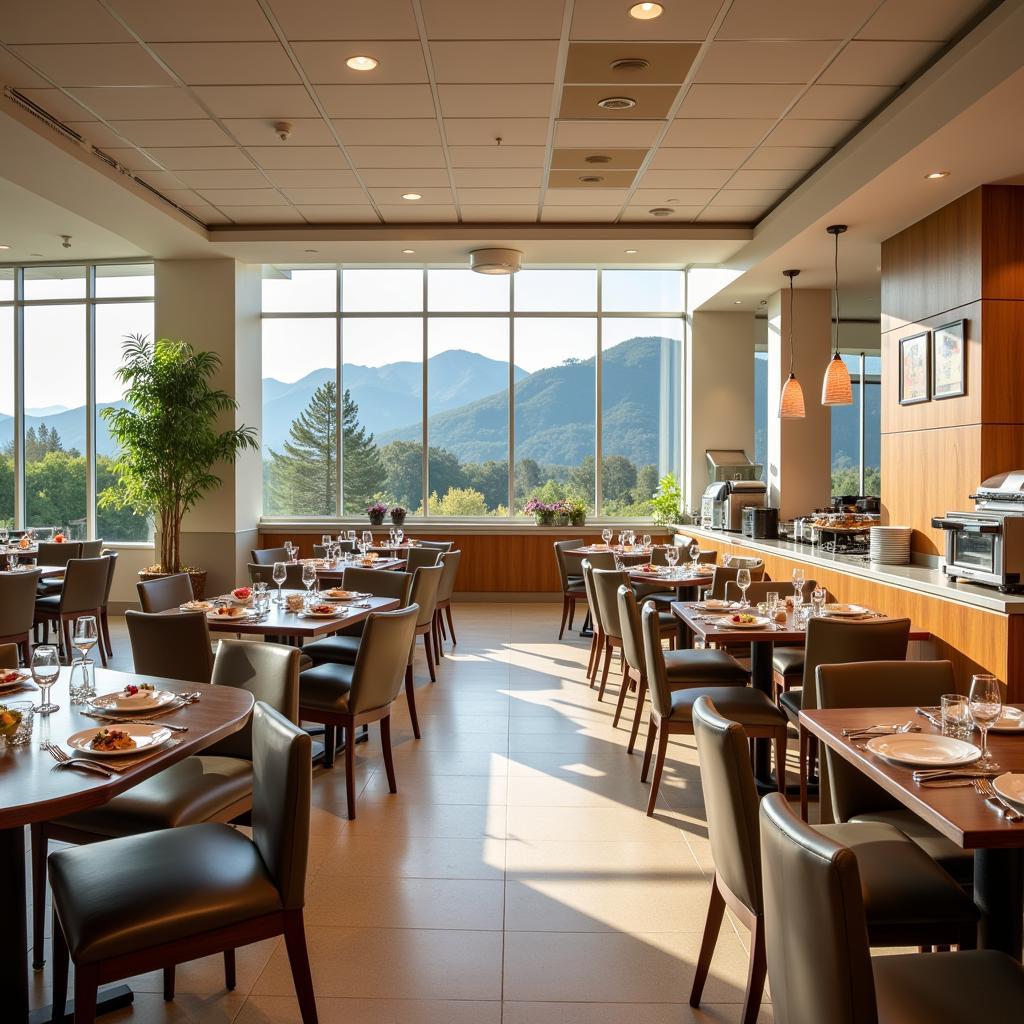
340, 798, 508, 839
124, 938, 281, 997
234, 995, 502, 1024
505, 773, 654, 809
506, 805, 685, 843
363, 770, 508, 804
387, 748, 513, 776
505, 838, 697, 877
320, 833, 505, 880
502, 1001, 773, 1023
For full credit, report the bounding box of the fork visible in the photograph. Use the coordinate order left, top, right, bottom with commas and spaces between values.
973, 778, 1024, 822
44, 742, 114, 778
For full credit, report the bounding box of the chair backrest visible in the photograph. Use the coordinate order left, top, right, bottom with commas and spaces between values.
692, 696, 763, 916
125, 609, 214, 683
312, 544, 329, 559
342, 566, 413, 605
640, 601, 673, 718
59, 557, 111, 614
206, 640, 301, 760
816, 660, 956, 822
137, 572, 194, 613
251, 546, 290, 565
616, 585, 644, 676
0, 569, 41, 635
581, 559, 603, 633
0, 642, 18, 668
417, 540, 453, 551
801, 617, 910, 713
760, 793, 877, 1024
592, 567, 629, 641
724, 579, 821, 605
405, 547, 441, 573
409, 564, 443, 629
350, 604, 420, 714
251, 701, 312, 911
584, 550, 617, 570
553, 539, 585, 590
101, 550, 119, 604
248, 561, 306, 588
37, 541, 81, 567
436, 549, 462, 603
336, 540, 356, 553
727, 556, 763, 570
709, 562, 765, 600
647, 545, 670, 566
80, 539, 104, 558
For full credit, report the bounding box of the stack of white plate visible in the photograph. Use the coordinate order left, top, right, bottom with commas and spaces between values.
870, 526, 913, 565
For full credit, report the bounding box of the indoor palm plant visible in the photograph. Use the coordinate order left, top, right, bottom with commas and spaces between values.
99, 334, 258, 597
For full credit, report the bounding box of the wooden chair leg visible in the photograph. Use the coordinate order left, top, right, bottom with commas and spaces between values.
741, 917, 768, 1024
597, 642, 613, 701
566, 597, 575, 632
640, 717, 658, 782
423, 631, 437, 683
586, 630, 599, 678
438, 607, 448, 641
558, 595, 571, 640
690, 877, 726, 1009
798, 726, 809, 821
31, 822, 46, 969
344, 723, 357, 820
588, 629, 603, 683
435, 610, 444, 659
73, 962, 99, 1024
224, 948, 237, 990
101, 607, 113, 657
445, 605, 456, 647
163, 966, 175, 1001
61, 617, 73, 664
404, 665, 421, 739
283, 910, 319, 1024
323, 724, 336, 769
381, 714, 397, 794
612, 665, 632, 729
50, 909, 70, 1024
627, 677, 648, 754
646, 727, 670, 816
94, 610, 108, 667
774, 732, 788, 794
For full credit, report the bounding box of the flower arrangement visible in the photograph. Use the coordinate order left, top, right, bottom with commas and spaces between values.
366, 501, 388, 525
524, 498, 563, 526
564, 497, 587, 527
390, 504, 407, 526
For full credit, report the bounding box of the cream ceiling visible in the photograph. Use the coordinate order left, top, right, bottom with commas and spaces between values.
0, 0, 994, 229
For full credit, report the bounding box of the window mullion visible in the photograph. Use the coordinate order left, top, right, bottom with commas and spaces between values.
13, 268, 24, 529
595, 270, 603, 518
86, 268, 97, 540
336, 269, 343, 517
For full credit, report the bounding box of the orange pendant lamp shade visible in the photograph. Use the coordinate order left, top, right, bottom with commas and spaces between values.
821, 351, 853, 405
778, 268, 805, 419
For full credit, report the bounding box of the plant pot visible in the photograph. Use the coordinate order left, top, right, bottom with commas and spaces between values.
535, 512, 555, 527
390, 512, 407, 527
555, 513, 570, 527
569, 512, 586, 527
368, 511, 385, 526
139, 567, 208, 600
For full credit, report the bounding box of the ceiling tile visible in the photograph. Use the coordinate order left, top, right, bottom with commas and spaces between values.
570, 0, 723, 41
638, 168, 732, 188
440, 84, 553, 118
193, 85, 319, 118
697, 204, 765, 221
564, 43, 699, 85
551, 148, 647, 169
316, 84, 436, 118
152, 43, 299, 86
133, 170, 189, 191
10, 43, 171, 87
461, 206, 538, 222
293, 206, 381, 223
216, 205, 305, 222
177, 203, 231, 224
108, 0, 277, 40
263, 169, 361, 188
176, 169, 270, 188
727, 167, 803, 189
282, 187, 371, 204
346, 146, 447, 168
649, 147, 750, 169
64, 87, 206, 119
99, 148, 161, 171
332, 119, 441, 145
664, 118, 773, 146
223, 118, 336, 145
359, 168, 452, 187
718, 0, 877, 40
105, 119, 231, 147
64, 121, 129, 148
0, 2, 132, 43
544, 188, 630, 205
0, 49, 50, 88
820, 39, 938, 86
554, 120, 664, 147
367, 186, 453, 204
633, 187, 718, 204
560, 85, 678, 120
548, 169, 637, 188
421, 0, 564, 39
431, 41, 559, 84
376, 204, 458, 222
158, 188, 209, 205
743, 145, 831, 169
245, 146, 348, 169
717, 187, 785, 204
444, 118, 551, 145
449, 145, 547, 167
292, 41, 428, 84
196, 188, 287, 206
540, 205, 621, 222
145, 146, 253, 169
677, 84, 802, 119
457, 187, 541, 205
763, 118, 857, 146
857, 0, 990, 41
267, 0, 419, 40
788, 84, 890, 120
453, 168, 544, 187
621, 205, 702, 221
696, 41, 836, 84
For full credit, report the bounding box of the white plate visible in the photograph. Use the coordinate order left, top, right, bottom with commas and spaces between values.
990, 707, 1024, 733
717, 615, 771, 630
67, 723, 172, 757
865, 733, 981, 767
822, 603, 870, 617
700, 601, 741, 614
0, 669, 31, 692
992, 773, 1024, 806
206, 609, 249, 622
301, 608, 343, 619
89, 689, 178, 712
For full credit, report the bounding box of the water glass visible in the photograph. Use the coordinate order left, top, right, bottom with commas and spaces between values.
31, 645, 60, 717
1, 701, 34, 747
766, 591, 780, 619
641, 533, 651, 550
601, 528, 612, 545
347, 530, 357, 545
6, 553, 16, 571
665, 545, 679, 575
362, 530, 373, 552
395, 529, 404, 546
689, 543, 700, 571
0, 526, 7, 545
736, 568, 751, 607
69, 616, 98, 705
253, 581, 269, 613
969, 673, 1003, 765
272, 561, 287, 604
941, 694, 973, 741
811, 586, 826, 617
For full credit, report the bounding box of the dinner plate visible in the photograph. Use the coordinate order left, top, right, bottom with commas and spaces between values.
90, 689, 177, 712
989, 707, 1024, 733
992, 773, 1024, 806
865, 733, 981, 767
700, 600, 741, 613
0, 670, 32, 693
319, 589, 368, 601
822, 603, 870, 617
717, 615, 771, 630
301, 608, 343, 619
67, 723, 172, 757
179, 600, 214, 612
207, 609, 249, 621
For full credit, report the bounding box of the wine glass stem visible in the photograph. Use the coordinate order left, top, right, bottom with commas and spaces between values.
981, 726, 989, 761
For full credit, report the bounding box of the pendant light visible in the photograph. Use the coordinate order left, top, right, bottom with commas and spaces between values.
778, 269, 805, 418
821, 224, 853, 405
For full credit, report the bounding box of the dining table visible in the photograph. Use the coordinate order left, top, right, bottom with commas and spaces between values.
314, 556, 406, 582
2, 564, 69, 579
0, 669, 254, 1024
801, 705, 1024, 959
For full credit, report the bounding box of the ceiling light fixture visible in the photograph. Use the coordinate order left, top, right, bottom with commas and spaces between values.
821, 224, 853, 406
779, 269, 805, 419
629, 2, 663, 19
303, 248, 319, 253
624, 249, 638, 254
649, 207, 673, 216
610, 57, 650, 71
733, 300, 742, 305
401, 193, 422, 201
925, 170, 950, 180
0, 244, 9, 251
346, 55, 378, 71
579, 174, 604, 183
402, 249, 416, 254
597, 96, 637, 110
585, 154, 612, 164
470, 248, 522, 276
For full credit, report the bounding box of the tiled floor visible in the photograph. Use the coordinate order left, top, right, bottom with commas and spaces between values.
28, 604, 772, 1023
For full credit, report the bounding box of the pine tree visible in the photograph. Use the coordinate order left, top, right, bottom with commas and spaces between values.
267, 381, 338, 515
341, 387, 385, 512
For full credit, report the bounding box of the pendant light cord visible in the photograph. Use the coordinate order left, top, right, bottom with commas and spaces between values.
832, 229, 840, 355
788, 273, 796, 373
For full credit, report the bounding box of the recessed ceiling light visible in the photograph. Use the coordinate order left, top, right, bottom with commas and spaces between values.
629, 2, 663, 19
624, 249, 638, 254
401, 192, 422, 201
597, 96, 637, 110
734, 300, 742, 305
649, 207, 674, 216
585, 154, 612, 164
346, 55, 378, 71
925, 170, 950, 179
30, 253, 44, 258
402, 249, 416, 254
304, 248, 318, 253
578, 174, 604, 183
610, 57, 650, 71
0, 244, 9, 251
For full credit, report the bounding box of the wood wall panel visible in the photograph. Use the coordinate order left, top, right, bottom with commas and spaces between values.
982, 185, 1024, 299
980, 301, 1024, 423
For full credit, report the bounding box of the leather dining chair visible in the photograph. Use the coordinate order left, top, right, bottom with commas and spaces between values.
0, 568, 41, 665
416, 540, 453, 552
80, 539, 104, 558
760, 791, 1022, 1024
34, 556, 111, 666
405, 546, 441, 573
34, 541, 82, 596
251, 546, 290, 565
137, 572, 194, 613
707, 562, 765, 601
98, 550, 118, 659
591, 566, 633, 702
249, 561, 307, 588
553, 539, 587, 639
407, 564, 443, 683
816, 660, 975, 886
691, 697, 978, 1024
298, 604, 419, 818
780, 616, 910, 821
580, 559, 604, 683
639, 600, 785, 816
125, 609, 215, 684
49, 702, 318, 1024
31, 641, 300, 969
433, 549, 462, 656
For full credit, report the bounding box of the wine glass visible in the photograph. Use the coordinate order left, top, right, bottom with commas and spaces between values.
283, 540, 293, 559
969, 674, 1002, 767
6, 552, 16, 571
689, 542, 700, 572
32, 645, 60, 717
616, 531, 624, 549
766, 591, 780, 620
736, 568, 751, 607
665, 545, 679, 575
395, 528, 404, 546
69, 616, 98, 704
0, 526, 7, 546
301, 562, 317, 607
641, 533, 651, 551
601, 528, 612, 546
321, 533, 331, 548
791, 566, 805, 601
347, 529, 357, 545
362, 530, 373, 554
272, 561, 287, 605
811, 586, 826, 617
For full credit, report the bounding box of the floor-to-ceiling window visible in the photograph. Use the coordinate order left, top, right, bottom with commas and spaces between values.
0, 261, 154, 539
260, 266, 685, 521
831, 352, 881, 497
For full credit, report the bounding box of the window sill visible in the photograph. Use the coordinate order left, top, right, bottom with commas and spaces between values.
259, 519, 673, 535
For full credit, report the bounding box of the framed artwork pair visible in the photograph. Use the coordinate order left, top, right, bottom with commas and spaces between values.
898, 319, 966, 405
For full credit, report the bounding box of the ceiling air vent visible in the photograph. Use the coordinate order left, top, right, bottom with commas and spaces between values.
649, 207, 675, 216
585, 155, 612, 164
610, 58, 650, 71
597, 96, 637, 110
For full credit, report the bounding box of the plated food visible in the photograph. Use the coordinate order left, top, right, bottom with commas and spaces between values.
822, 602, 870, 617
180, 600, 214, 612
0, 703, 24, 737
304, 603, 339, 617
633, 564, 662, 574
226, 586, 252, 605
90, 728, 136, 752
90, 685, 177, 712
322, 588, 358, 600
0, 668, 29, 689
719, 613, 771, 630
700, 599, 741, 613
67, 723, 172, 757
209, 604, 247, 619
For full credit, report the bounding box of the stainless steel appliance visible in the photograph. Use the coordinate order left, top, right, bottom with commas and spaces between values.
743, 506, 778, 540
932, 470, 1024, 592
701, 450, 765, 530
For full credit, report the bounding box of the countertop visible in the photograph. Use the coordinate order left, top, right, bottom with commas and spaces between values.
674, 523, 1024, 616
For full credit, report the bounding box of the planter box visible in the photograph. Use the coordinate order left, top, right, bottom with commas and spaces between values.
138, 568, 208, 600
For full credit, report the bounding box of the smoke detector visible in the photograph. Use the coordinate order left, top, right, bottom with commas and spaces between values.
274, 121, 292, 142
470, 248, 522, 275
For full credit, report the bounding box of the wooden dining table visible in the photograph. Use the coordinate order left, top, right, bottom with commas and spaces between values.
801, 705, 1024, 959
1, 564, 69, 579
0, 669, 254, 1024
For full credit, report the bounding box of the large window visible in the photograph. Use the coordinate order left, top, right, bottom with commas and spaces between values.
831, 353, 881, 497
0, 262, 154, 540
261, 267, 684, 520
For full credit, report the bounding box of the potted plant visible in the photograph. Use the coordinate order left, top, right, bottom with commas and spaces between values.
650, 472, 683, 527
524, 499, 556, 526
565, 497, 587, 527
367, 501, 388, 526
390, 504, 407, 527
99, 334, 258, 600
553, 500, 571, 527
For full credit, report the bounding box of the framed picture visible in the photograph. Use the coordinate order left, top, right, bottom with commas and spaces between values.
899, 330, 930, 405
931, 319, 966, 400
